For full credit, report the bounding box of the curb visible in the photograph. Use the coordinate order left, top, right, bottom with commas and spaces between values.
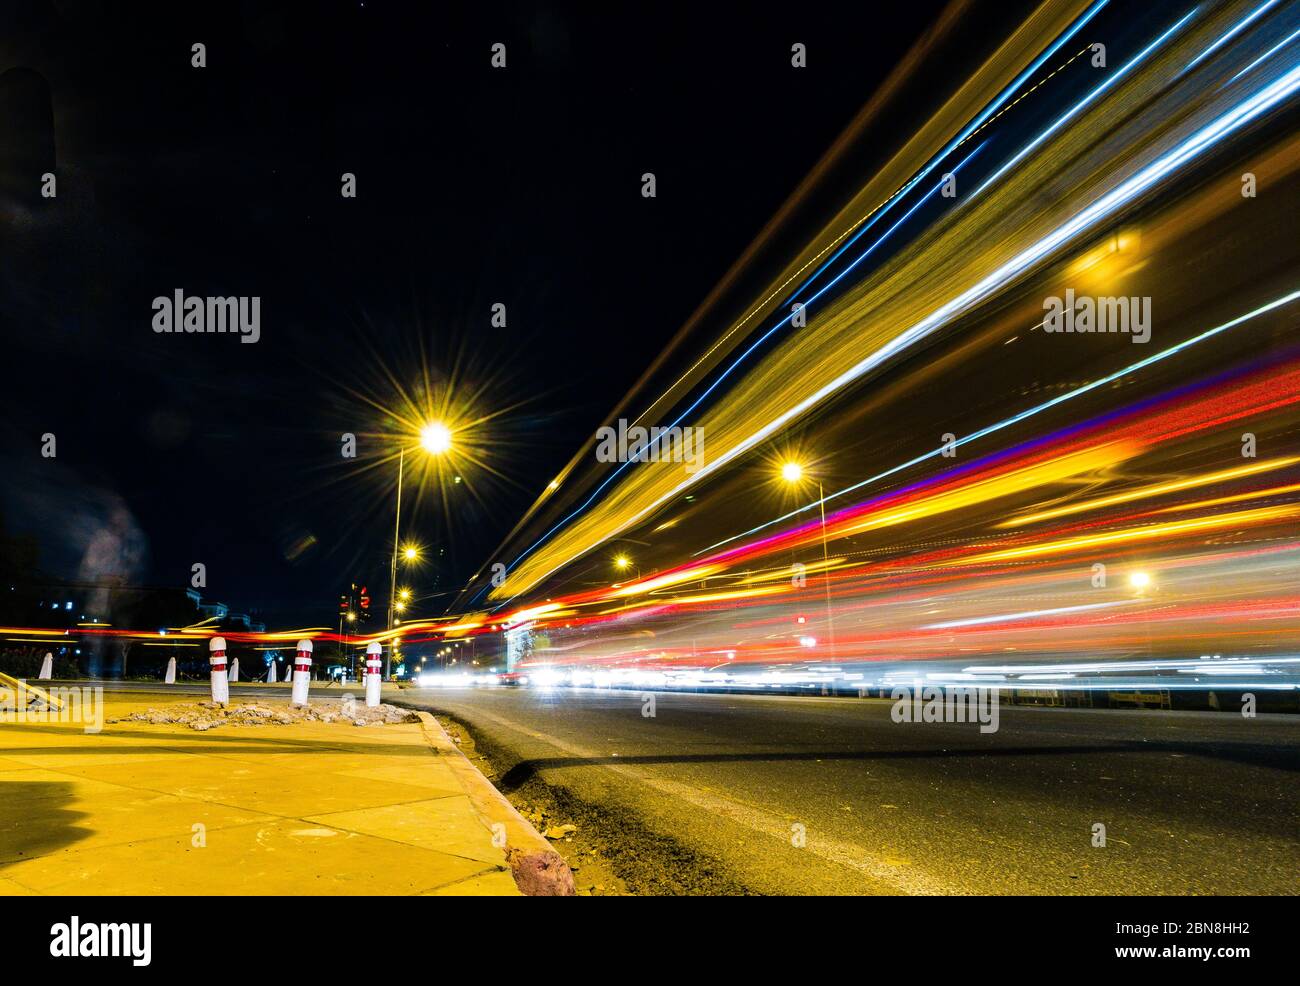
414, 711, 575, 896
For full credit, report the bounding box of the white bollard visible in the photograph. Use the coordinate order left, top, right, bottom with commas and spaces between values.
209, 636, 229, 706
365, 641, 383, 707
229, 657, 240, 683
291, 639, 313, 707
164, 657, 176, 684
268, 660, 278, 684
38, 652, 53, 680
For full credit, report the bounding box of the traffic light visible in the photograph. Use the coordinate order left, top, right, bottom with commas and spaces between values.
340, 582, 358, 613
358, 586, 371, 622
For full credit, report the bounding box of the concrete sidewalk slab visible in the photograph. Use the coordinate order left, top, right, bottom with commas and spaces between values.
7, 818, 500, 895
0, 876, 35, 895
0, 693, 526, 895
306, 795, 506, 865
409, 709, 577, 895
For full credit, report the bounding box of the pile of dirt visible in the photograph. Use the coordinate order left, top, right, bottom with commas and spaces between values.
109, 699, 420, 731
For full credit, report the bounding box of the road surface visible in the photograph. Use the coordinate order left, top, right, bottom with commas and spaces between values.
397, 685, 1299, 895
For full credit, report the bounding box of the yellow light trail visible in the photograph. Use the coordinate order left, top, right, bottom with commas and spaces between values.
843, 443, 1138, 538
502, 602, 564, 626
738, 557, 844, 584
1152, 481, 1300, 514
956, 504, 1300, 565
596, 583, 791, 616
998, 456, 1300, 527
610, 565, 723, 598
471, 1, 1096, 612
240, 628, 333, 642
488, 1, 1123, 601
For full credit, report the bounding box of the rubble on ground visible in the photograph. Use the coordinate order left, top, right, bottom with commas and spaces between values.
108, 699, 420, 731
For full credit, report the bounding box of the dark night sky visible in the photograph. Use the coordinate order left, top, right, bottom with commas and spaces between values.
0, 0, 1017, 626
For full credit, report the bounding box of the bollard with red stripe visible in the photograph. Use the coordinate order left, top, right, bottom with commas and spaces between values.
209, 636, 229, 706
365, 641, 383, 707
291, 639, 313, 707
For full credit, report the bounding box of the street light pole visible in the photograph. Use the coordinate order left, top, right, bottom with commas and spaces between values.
381, 421, 452, 680
386, 445, 405, 679
781, 462, 835, 656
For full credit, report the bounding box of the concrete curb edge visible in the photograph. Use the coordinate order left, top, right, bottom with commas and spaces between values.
413, 710, 575, 896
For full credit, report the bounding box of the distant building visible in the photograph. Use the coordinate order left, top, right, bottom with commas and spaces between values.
187, 590, 264, 632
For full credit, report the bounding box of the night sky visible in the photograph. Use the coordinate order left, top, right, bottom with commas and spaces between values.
0, 0, 1021, 626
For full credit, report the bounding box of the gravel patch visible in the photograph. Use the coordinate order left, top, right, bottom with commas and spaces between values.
109, 699, 420, 731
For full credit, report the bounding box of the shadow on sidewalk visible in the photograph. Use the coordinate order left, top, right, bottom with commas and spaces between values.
0, 780, 91, 872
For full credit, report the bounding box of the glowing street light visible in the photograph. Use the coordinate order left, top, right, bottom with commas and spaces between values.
613, 553, 642, 581
420, 421, 453, 454
1130, 571, 1152, 590
781, 461, 804, 484
402, 545, 419, 562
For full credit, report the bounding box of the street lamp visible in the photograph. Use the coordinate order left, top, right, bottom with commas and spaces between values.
780, 462, 835, 655
420, 422, 453, 454
387, 422, 453, 677
613, 554, 642, 581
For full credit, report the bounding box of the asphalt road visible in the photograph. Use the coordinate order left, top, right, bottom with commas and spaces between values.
396, 686, 1299, 895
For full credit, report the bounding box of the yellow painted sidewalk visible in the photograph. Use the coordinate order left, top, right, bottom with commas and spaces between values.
0, 693, 520, 896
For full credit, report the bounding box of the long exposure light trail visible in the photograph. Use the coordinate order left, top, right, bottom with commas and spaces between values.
998, 456, 1300, 527
698, 286, 1300, 555
496, 53, 1300, 600
480, 1, 1117, 597
1183, 0, 1279, 73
